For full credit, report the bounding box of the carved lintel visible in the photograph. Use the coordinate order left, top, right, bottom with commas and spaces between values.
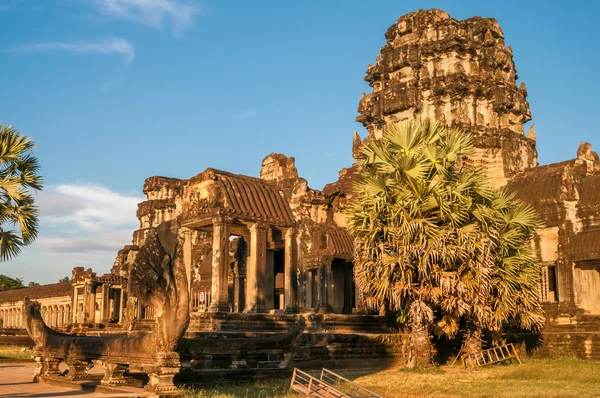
212, 215, 233, 227
249, 221, 269, 232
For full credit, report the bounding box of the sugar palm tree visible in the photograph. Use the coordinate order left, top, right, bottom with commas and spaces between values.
347, 119, 544, 367
0, 124, 43, 261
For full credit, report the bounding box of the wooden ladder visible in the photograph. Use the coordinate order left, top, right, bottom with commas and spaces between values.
462, 343, 522, 369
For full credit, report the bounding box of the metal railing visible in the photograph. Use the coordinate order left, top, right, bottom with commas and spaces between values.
291, 368, 349, 398
291, 368, 382, 398
320, 368, 382, 398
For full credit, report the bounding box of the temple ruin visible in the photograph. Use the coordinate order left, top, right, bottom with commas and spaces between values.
1, 7, 600, 393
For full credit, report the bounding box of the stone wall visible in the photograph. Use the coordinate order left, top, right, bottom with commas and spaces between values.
506, 143, 600, 315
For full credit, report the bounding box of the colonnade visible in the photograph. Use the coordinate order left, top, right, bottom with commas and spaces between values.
0, 304, 71, 329
0, 307, 24, 328
72, 284, 125, 324
197, 216, 299, 314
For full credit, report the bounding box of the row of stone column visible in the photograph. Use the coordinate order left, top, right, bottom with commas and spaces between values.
0, 307, 24, 328
302, 261, 363, 314
41, 305, 71, 328
72, 284, 125, 324
207, 217, 299, 313
0, 304, 72, 329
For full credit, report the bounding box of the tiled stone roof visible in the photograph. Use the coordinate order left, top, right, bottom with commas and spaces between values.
505, 162, 571, 226
187, 168, 295, 227
0, 282, 72, 304
570, 230, 600, 262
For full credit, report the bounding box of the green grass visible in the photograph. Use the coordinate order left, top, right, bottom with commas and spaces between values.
181, 358, 600, 398
0, 345, 33, 362
180, 379, 296, 398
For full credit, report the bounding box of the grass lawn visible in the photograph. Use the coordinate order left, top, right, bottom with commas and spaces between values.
182, 357, 600, 398
0, 345, 33, 362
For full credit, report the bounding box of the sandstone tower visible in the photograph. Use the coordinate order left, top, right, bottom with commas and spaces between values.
356, 9, 537, 186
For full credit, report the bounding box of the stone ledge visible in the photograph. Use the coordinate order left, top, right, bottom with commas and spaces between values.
38, 375, 152, 396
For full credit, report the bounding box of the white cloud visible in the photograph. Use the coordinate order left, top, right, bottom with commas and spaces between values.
236, 109, 257, 119
36, 230, 134, 254
38, 184, 143, 232
3, 183, 143, 283
93, 0, 197, 34
14, 37, 135, 64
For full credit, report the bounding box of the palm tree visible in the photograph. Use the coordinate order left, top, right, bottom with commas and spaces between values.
346, 119, 544, 367
0, 124, 43, 261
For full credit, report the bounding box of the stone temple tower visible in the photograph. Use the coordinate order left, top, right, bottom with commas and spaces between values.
356, 9, 537, 187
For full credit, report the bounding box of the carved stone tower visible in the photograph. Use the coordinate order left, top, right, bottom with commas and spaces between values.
356, 9, 537, 186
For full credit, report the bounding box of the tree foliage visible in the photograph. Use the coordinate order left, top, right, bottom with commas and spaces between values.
347, 119, 544, 338
0, 124, 43, 261
58, 276, 70, 283
0, 274, 24, 290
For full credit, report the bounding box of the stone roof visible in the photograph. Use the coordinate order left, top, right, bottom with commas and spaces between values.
0, 282, 72, 304
94, 274, 124, 285
570, 230, 600, 262
186, 168, 295, 227
505, 162, 572, 226
326, 225, 354, 261
580, 175, 600, 206
302, 223, 354, 266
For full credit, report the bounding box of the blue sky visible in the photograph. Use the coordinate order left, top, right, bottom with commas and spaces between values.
1, 0, 598, 284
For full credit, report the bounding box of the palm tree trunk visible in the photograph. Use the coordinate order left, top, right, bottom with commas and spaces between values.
407, 323, 433, 368
463, 327, 483, 356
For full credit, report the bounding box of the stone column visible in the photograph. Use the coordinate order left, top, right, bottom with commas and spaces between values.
327, 265, 335, 313
265, 251, 275, 310
232, 257, 245, 313
284, 227, 299, 313
72, 286, 79, 323
209, 216, 231, 312
317, 259, 332, 313
305, 270, 314, 309
82, 285, 91, 323
100, 284, 110, 323
118, 288, 125, 322
84, 287, 89, 323
245, 222, 268, 313
182, 227, 193, 297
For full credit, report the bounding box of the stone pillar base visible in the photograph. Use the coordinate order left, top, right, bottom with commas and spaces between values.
284, 305, 300, 314
101, 361, 136, 386
208, 303, 230, 313
144, 352, 181, 396
65, 359, 90, 380
31, 347, 45, 381
42, 357, 62, 376
244, 305, 267, 314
